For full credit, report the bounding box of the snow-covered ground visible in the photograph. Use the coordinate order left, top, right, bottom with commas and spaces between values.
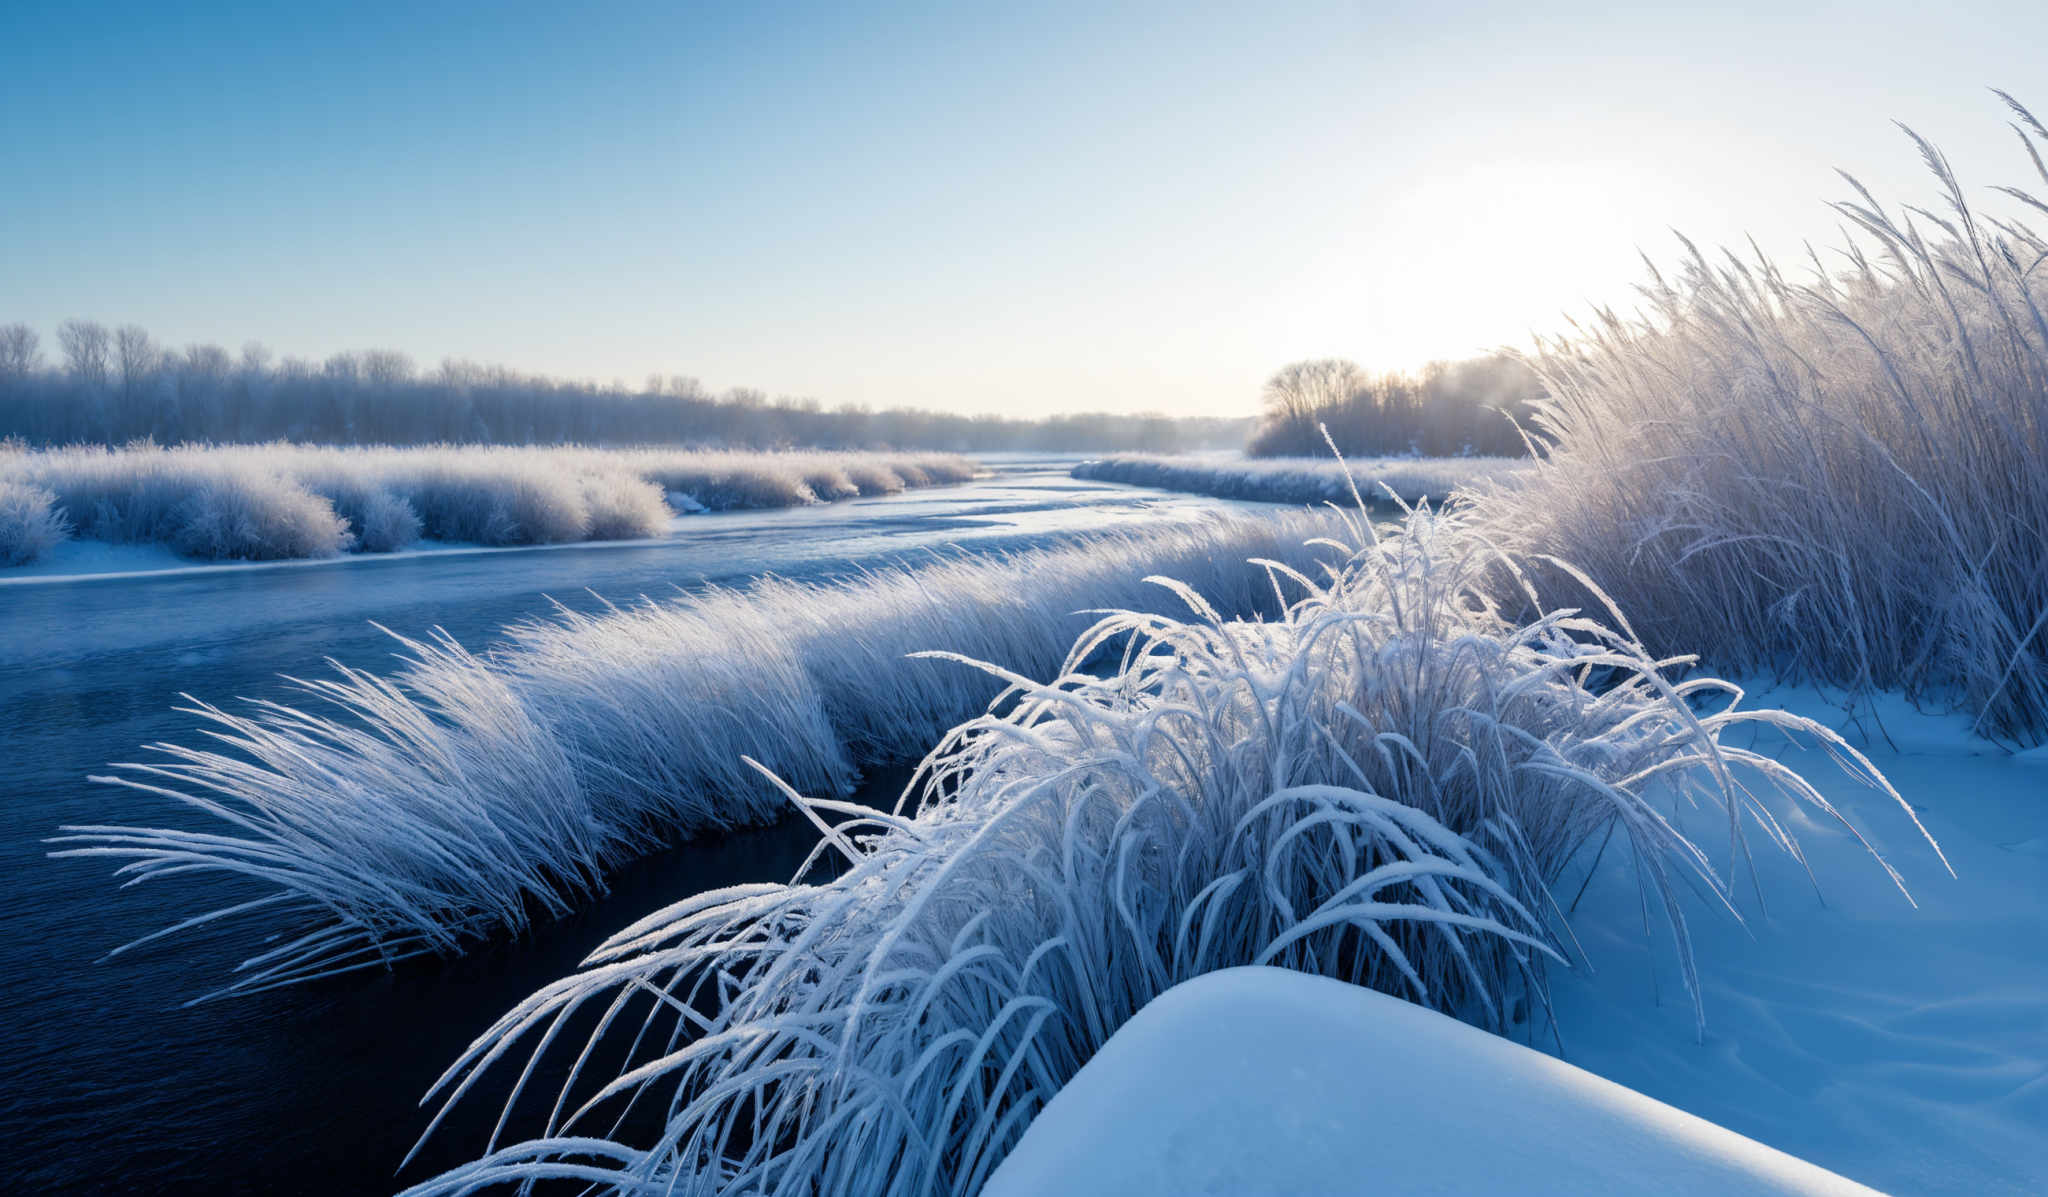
987, 967, 1873, 1196
996, 685, 2047, 1197
1549, 684, 2048, 1196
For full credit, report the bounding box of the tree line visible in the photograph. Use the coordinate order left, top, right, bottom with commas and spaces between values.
1247, 353, 1542, 458
0, 320, 1249, 452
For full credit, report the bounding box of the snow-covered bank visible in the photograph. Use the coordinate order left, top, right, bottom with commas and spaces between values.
1073, 452, 1523, 506
0, 443, 978, 565
54, 511, 1351, 999
986, 967, 1872, 1196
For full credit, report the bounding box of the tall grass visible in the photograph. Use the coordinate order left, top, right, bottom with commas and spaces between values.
1477, 94, 2048, 740
396, 508, 1938, 1196
1075, 452, 1524, 508
52, 512, 1349, 999
0, 443, 978, 563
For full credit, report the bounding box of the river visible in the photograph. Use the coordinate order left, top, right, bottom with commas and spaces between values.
0, 459, 1281, 1194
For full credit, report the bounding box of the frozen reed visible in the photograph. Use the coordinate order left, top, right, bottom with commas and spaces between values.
1478, 93, 2048, 740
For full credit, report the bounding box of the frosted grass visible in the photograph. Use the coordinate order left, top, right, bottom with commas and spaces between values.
395, 507, 1940, 1196
1074, 452, 1524, 507
0, 443, 978, 563
1477, 94, 2048, 740
51, 511, 1349, 999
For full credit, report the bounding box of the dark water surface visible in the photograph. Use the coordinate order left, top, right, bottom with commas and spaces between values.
0, 461, 1269, 1194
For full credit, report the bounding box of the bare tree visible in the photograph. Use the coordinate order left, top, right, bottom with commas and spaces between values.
0, 324, 39, 379
361, 349, 415, 386
1261, 358, 1364, 424
323, 351, 362, 383
181, 343, 231, 381
1251, 352, 1540, 459
3, 319, 1255, 451
115, 324, 161, 400
57, 319, 111, 384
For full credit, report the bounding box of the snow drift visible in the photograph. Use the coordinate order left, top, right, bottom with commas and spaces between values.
985, 967, 1873, 1196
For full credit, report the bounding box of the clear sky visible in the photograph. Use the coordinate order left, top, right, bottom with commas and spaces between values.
4, 0, 2045, 417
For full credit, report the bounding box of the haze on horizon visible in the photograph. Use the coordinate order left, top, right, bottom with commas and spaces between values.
4, 0, 2045, 419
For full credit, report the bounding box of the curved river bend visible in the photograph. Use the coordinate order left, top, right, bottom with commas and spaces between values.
0, 460, 1288, 1194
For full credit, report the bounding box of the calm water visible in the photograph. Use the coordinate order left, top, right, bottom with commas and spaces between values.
0, 461, 1274, 1194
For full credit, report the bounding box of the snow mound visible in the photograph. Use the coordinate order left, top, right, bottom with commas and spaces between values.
987, 967, 1874, 1197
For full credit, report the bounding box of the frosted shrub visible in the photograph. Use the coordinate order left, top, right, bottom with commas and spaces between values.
935, 460, 979, 483
1076, 453, 1524, 507
9, 444, 351, 560
391, 457, 595, 544
293, 469, 423, 552
1, 444, 978, 564
668, 464, 815, 510
579, 473, 672, 541
843, 462, 908, 495
54, 512, 1348, 999
22, 444, 230, 545
0, 478, 68, 564
1477, 95, 2048, 739
799, 463, 862, 501
398, 509, 1940, 1196
354, 490, 424, 552
168, 474, 352, 560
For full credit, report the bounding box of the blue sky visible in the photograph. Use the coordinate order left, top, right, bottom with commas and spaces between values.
4, 1, 2046, 416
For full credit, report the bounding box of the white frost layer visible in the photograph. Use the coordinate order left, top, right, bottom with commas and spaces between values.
988, 967, 1871, 1197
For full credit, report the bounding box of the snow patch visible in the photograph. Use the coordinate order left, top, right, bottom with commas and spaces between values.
1549, 691, 2048, 1195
